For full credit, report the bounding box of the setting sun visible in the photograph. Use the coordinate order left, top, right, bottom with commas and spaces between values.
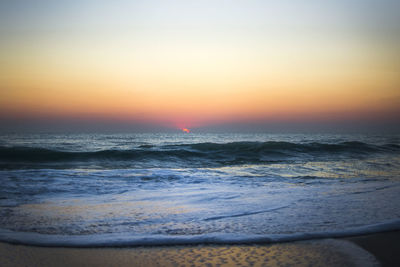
0, 0, 399, 133
0, 2, 399, 266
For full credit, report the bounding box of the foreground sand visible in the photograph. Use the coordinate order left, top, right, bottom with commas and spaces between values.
346, 231, 400, 267
1, 232, 399, 267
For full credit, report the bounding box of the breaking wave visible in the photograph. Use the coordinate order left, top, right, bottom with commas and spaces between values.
0, 141, 398, 167
1, 219, 399, 247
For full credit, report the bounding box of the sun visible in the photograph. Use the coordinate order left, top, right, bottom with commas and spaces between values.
182, 128, 190, 133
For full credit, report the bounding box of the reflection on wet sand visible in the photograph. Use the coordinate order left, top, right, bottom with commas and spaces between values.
0, 239, 378, 267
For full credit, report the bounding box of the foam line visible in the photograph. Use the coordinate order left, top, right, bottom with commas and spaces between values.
0, 219, 399, 247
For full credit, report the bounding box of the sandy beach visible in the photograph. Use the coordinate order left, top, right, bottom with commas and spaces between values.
1, 231, 398, 267
346, 231, 400, 267
1, 0, 400, 265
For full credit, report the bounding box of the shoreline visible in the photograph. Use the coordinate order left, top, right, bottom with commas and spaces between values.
346, 230, 400, 267
1, 231, 399, 267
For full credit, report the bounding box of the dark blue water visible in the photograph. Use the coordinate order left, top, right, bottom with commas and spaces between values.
0, 133, 400, 246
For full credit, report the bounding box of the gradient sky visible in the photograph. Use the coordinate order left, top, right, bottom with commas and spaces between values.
1, 0, 399, 132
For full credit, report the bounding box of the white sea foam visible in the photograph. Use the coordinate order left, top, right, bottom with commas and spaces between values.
0, 219, 399, 247
1, 133, 399, 252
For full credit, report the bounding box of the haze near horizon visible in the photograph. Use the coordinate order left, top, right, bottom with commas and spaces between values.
1, 0, 399, 132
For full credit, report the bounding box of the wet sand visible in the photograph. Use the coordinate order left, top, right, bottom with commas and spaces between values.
1, 232, 398, 267
346, 230, 400, 267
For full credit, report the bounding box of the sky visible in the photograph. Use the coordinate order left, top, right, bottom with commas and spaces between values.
1, 0, 399, 132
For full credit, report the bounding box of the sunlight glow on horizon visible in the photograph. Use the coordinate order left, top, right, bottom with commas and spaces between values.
1, 0, 399, 131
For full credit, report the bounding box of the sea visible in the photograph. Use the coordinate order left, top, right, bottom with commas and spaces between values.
0, 133, 399, 247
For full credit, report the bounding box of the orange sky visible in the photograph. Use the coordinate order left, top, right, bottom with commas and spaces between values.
1, 1, 399, 131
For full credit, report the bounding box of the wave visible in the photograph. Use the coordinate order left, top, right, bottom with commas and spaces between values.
203, 205, 290, 221
0, 219, 399, 247
0, 141, 398, 166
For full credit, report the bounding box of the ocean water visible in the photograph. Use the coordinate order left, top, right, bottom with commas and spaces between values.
0, 133, 400, 247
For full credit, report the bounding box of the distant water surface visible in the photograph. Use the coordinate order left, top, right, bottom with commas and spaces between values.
0, 133, 399, 246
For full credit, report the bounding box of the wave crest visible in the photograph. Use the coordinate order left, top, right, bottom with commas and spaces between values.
0, 141, 398, 167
